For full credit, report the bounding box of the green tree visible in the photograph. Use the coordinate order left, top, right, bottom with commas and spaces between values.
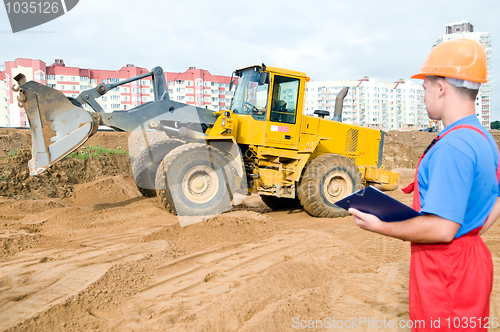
491, 121, 500, 130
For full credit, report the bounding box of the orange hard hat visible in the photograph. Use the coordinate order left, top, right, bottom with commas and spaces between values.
411, 39, 487, 83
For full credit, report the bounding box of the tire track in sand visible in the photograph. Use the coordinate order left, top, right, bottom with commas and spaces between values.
0, 225, 162, 331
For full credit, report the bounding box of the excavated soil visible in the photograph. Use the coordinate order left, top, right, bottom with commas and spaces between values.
0, 129, 500, 331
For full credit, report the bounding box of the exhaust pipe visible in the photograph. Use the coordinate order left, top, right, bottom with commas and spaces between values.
332, 87, 349, 122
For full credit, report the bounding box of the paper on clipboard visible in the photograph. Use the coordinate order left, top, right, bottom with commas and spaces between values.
335, 186, 420, 222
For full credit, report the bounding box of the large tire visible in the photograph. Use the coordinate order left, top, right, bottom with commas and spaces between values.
260, 195, 302, 211
131, 138, 184, 197
298, 154, 364, 218
155, 143, 235, 216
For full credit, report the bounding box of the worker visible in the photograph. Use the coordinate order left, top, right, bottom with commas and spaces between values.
349, 38, 500, 331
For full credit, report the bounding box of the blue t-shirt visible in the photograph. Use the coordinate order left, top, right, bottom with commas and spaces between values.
418, 115, 500, 238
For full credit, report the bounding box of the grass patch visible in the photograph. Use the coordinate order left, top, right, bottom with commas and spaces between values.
7, 150, 20, 159
67, 145, 129, 160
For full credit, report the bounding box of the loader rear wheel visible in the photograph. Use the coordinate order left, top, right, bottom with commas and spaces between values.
260, 195, 302, 211
155, 143, 235, 216
131, 138, 184, 197
298, 154, 364, 218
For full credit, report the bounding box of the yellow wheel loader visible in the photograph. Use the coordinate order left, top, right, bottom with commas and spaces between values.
13, 64, 399, 218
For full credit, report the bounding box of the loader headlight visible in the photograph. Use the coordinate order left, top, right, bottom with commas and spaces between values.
221, 119, 226, 127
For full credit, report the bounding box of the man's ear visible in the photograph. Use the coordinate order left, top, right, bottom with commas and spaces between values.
437, 78, 447, 98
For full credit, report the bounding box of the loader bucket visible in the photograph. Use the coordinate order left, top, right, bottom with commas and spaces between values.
14, 74, 98, 175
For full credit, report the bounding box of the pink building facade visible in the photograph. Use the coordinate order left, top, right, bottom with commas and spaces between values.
0, 59, 235, 127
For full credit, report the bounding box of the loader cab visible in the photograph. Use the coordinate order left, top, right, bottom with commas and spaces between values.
231, 65, 307, 149
231, 67, 270, 121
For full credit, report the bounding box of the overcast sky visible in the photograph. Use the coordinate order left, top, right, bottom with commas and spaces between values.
1, 0, 499, 120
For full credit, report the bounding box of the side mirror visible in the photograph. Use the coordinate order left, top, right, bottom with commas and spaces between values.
259, 72, 269, 86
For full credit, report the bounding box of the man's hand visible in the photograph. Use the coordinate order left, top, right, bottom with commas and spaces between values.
348, 208, 460, 243
349, 208, 383, 233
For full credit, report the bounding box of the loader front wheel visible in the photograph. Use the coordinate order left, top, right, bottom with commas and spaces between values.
298, 154, 364, 218
131, 138, 184, 197
155, 144, 235, 216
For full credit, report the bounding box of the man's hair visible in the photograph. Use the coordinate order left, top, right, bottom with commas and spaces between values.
427, 76, 479, 101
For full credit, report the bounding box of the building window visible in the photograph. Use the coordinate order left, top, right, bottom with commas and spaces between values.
47, 75, 55, 80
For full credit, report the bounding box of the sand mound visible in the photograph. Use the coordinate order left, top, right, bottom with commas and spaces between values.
144, 211, 285, 252
71, 175, 141, 207
0, 199, 64, 214
0, 148, 133, 200
0, 129, 32, 159
382, 131, 435, 169
382, 129, 500, 169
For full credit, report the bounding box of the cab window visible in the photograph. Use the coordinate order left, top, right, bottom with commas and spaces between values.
269, 75, 299, 124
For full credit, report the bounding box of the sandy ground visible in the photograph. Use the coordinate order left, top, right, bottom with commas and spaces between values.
0, 130, 500, 331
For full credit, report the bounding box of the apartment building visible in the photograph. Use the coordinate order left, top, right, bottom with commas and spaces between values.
434, 21, 492, 129
166, 67, 234, 111
0, 71, 8, 127
0, 59, 234, 127
305, 77, 427, 131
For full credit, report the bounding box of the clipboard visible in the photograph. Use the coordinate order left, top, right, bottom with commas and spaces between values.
335, 186, 420, 222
